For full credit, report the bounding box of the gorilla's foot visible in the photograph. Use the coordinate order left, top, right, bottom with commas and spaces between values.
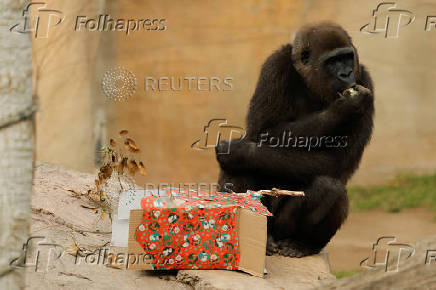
276, 239, 320, 258
266, 235, 279, 256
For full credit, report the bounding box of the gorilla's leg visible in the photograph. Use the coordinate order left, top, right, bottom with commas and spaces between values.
264, 193, 305, 255
217, 169, 260, 193
273, 176, 348, 257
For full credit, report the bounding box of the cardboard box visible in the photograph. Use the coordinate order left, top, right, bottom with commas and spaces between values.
112, 189, 270, 277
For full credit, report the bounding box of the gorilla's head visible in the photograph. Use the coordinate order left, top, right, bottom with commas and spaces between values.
292, 21, 360, 104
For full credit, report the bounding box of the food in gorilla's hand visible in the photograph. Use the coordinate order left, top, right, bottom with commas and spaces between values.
342, 86, 358, 97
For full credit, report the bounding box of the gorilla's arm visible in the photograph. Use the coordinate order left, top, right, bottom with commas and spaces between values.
260, 100, 356, 140
216, 140, 340, 180
217, 83, 373, 180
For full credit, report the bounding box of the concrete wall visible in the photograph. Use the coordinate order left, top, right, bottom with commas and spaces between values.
34, 0, 436, 186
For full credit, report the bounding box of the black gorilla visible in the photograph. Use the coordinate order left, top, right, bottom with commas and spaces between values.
216, 22, 374, 257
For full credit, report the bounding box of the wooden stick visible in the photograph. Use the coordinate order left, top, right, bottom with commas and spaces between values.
258, 188, 305, 197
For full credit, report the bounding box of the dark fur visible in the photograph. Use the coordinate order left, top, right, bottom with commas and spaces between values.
216, 22, 374, 257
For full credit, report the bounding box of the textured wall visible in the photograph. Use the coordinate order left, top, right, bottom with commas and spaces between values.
34, 0, 436, 186
33, 0, 113, 173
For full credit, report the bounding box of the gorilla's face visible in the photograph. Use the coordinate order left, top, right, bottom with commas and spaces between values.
291, 22, 360, 104
321, 47, 356, 92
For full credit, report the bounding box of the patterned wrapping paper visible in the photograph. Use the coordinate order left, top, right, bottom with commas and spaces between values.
134, 189, 271, 270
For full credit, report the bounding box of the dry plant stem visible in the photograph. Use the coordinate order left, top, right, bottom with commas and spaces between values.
117, 175, 124, 191
259, 188, 305, 197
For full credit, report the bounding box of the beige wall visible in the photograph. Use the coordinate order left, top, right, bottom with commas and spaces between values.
34, 0, 436, 186
33, 0, 114, 172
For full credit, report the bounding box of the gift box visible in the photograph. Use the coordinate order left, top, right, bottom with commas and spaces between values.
112, 188, 271, 277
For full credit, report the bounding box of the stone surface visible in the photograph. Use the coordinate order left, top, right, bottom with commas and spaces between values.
177, 254, 334, 289
24, 162, 336, 289
321, 234, 436, 290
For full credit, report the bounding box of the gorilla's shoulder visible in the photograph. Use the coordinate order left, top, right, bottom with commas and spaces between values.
260, 44, 295, 78
265, 44, 293, 64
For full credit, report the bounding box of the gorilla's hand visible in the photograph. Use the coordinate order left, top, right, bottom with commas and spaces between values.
215, 139, 256, 171
332, 85, 373, 115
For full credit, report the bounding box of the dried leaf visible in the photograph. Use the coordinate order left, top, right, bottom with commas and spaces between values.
89, 191, 101, 202
99, 164, 113, 180
110, 139, 116, 147
80, 204, 99, 214
95, 179, 101, 192
117, 157, 128, 174
119, 130, 128, 136
128, 160, 138, 176
98, 172, 104, 183
138, 162, 147, 176
125, 138, 140, 153
66, 244, 80, 256
100, 211, 106, 221
63, 188, 82, 198
100, 191, 107, 201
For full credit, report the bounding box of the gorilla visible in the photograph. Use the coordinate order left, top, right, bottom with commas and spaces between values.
216, 22, 374, 257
